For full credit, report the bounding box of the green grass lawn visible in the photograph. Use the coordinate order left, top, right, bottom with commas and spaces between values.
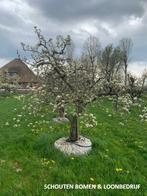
0, 94, 147, 196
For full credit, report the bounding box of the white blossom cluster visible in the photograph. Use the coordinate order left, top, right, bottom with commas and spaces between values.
117, 94, 133, 113
80, 113, 97, 129
139, 106, 147, 122
53, 95, 65, 112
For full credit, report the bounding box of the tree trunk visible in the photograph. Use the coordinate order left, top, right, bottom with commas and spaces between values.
124, 65, 127, 86
114, 95, 119, 112
67, 115, 79, 142
59, 106, 65, 118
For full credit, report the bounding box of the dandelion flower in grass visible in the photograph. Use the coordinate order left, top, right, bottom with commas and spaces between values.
5, 122, 9, 126
13, 161, 23, 173
16, 168, 23, 173
119, 122, 124, 126
138, 145, 144, 148
51, 160, 56, 164
0, 159, 6, 165
115, 168, 123, 172
90, 177, 95, 181
41, 158, 51, 166
71, 157, 75, 160
104, 154, 108, 158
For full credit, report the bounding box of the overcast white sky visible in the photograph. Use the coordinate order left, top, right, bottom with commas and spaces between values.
0, 0, 147, 76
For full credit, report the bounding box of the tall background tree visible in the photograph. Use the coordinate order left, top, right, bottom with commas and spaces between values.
99, 44, 123, 83
119, 38, 133, 86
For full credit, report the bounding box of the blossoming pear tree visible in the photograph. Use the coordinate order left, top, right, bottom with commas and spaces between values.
21, 27, 126, 144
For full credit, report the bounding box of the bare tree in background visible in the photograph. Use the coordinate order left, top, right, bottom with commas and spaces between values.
82, 36, 101, 83
119, 38, 133, 86
82, 36, 101, 64
99, 44, 123, 83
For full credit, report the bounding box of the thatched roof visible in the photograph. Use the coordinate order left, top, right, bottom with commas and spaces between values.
0, 59, 39, 83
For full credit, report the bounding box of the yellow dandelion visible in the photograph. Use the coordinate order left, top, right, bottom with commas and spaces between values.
115, 168, 123, 172
5, 122, 9, 126
0, 159, 6, 165
90, 177, 95, 181
16, 168, 23, 173
138, 145, 143, 148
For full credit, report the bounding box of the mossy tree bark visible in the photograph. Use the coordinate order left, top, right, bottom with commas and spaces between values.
67, 115, 79, 142
59, 106, 65, 118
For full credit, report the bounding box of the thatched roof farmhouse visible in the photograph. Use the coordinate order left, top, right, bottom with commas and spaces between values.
0, 58, 40, 88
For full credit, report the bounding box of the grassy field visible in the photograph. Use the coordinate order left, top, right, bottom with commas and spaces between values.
0, 94, 147, 196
